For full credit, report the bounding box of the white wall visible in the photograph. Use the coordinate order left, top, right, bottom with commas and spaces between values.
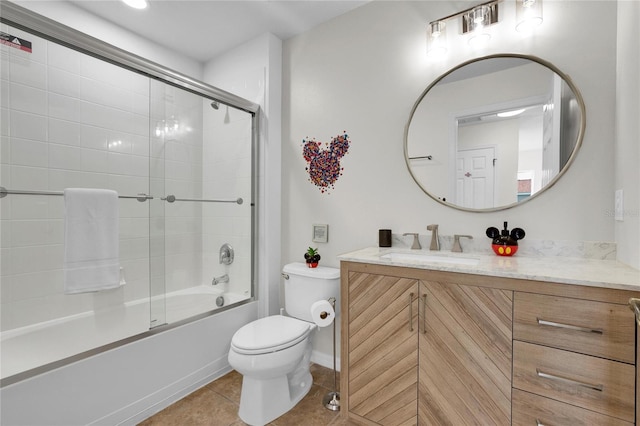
615, 0, 640, 269
283, 1, 629, 361
12, 0, 203, 78
283, 0, 623, 263
203, 33, 283, 318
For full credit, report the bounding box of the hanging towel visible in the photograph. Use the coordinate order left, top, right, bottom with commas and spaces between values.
63, 188, 120, 294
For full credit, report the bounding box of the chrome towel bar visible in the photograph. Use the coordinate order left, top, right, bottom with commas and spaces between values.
0, 187, 243, 205
0, 186, 152, 202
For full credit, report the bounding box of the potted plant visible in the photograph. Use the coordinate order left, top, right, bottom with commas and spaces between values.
304, 247, 321, 268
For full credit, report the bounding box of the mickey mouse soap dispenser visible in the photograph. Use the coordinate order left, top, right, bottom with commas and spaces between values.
486, 222, 525, 256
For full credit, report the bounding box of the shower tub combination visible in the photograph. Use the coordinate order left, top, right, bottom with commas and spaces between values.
0, 286, 249, 380
0, 1, 259, 401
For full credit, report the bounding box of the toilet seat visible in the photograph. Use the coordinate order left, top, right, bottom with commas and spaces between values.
231, 315, 312, 355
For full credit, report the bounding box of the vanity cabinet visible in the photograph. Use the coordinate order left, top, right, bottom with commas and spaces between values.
512, 293, 636, 425
341, 262, 512, 425
343, 271, 419, 424
340, 260, 638, 426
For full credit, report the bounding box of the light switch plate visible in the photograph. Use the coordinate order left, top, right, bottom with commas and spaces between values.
614, 189, 624, 221
312, 224, 328, 243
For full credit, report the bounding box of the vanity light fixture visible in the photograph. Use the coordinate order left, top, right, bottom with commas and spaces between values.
122, 0, 148, 10
465, 6, 493, 47
426, 21, 448, 58
516, 0, 543, 32
426, 0, 499, 57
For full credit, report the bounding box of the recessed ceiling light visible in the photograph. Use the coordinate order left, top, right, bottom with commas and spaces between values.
497, 108, 526, 118
122, 0, 148, 10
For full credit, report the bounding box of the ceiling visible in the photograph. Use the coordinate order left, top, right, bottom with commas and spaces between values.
67, 0, 369, 63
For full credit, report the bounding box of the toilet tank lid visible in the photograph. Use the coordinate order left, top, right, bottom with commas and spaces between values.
283, 262, 340, 280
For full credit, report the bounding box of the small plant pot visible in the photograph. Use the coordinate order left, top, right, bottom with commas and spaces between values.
307, 262, 319, 268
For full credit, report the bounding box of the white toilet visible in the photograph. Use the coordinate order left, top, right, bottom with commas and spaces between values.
228, 262, 340, 425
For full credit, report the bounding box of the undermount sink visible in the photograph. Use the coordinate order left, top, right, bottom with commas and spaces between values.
380, 251, 480, 266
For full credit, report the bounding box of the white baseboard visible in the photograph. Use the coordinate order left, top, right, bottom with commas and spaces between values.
311, 350, 340, 372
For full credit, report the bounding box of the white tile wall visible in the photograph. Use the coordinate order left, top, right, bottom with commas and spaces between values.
0, 24, 254, 341
0, 27, 158, 332
201, 104, 253, 296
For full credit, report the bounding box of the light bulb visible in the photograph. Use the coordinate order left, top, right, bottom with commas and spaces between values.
427, 21, 448, 59
516, 0, 543, 32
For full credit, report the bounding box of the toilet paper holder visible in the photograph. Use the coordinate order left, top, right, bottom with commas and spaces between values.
322, 297, 340, 412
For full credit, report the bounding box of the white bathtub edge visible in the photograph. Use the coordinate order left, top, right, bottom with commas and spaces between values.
0, 301, 258, 426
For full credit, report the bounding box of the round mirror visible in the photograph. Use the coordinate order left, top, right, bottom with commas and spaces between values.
404, 54, 585, 211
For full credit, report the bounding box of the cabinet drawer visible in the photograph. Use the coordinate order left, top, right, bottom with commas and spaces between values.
513, 389, 632, 426
513, 341, 635, 422
514, 292, 635, 363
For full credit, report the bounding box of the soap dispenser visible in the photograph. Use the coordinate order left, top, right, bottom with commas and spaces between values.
486, 221, 525, 256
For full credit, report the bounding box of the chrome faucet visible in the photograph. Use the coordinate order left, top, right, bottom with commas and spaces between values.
403, 233, 421, 249
426, 224, 440, 251
212, 274, 229, 285
452, 235, 473, 253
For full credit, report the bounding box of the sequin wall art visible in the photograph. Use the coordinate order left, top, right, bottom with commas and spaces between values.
302, 131, 351, 194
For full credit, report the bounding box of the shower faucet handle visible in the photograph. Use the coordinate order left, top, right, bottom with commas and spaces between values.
219, 243, 234, 265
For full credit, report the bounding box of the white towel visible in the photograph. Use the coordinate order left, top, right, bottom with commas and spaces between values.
63, 188, 120, 294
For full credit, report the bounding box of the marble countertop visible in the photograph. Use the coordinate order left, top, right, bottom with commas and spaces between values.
338, 247, 640, 292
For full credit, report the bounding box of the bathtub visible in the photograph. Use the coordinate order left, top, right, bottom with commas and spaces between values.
0, 285, 250, 381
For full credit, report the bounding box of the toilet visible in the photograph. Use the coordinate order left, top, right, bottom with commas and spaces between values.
228, 262, 340, 425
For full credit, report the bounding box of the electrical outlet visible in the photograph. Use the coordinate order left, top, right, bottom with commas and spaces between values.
615, 189, 624, 221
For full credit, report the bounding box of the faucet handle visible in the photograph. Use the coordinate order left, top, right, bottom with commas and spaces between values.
452, 235, 473, 253
402, 233, 422, 250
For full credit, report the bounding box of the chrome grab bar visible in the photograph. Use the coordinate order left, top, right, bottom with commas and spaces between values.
536, 368, 603, 392
628, 298, 640, 326
0, 186, 152, 202
162, 194, 243, 204
537, 318, 603, 335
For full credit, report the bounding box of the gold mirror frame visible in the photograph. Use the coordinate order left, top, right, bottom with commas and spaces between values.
404, 54, 586, 212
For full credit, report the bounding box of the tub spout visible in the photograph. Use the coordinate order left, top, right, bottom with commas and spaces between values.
212, 274, 229, 285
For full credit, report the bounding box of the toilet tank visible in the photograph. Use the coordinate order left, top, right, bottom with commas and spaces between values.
283, 262, 340, 322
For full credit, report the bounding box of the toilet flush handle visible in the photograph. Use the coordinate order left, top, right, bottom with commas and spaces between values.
282, 273, 289, 280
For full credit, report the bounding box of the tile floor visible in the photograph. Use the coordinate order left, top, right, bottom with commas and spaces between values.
139, 364, 356, 426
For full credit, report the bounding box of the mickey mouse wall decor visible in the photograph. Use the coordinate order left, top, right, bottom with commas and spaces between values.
302, 131, 351, 194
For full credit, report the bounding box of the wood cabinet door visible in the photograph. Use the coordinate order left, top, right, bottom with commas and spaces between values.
345, 271, 419, 425
418, 280, 513, 425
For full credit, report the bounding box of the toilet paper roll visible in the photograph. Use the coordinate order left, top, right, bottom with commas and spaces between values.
310, 300, 334, 327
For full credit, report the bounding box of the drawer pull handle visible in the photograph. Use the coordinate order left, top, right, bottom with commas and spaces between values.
537, 318, 603, 335
628, 298, 640, 326
409, 293, 415, 332
536, 369, 603, 392
422, 294, 427, 334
